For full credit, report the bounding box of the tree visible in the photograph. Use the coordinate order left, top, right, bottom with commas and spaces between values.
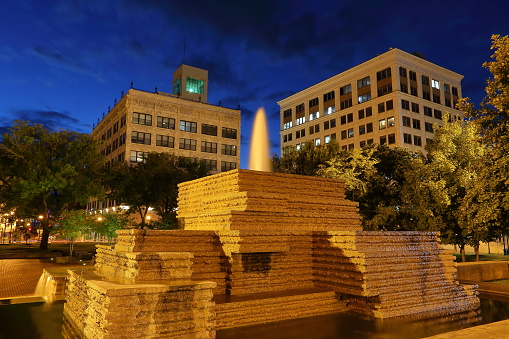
103, 152, 209, 228
94, 211, 129, 244
0, 120, 105, 250
59, 210, 93, 258
458, 35, 509, 256
272, 140, 340, 175
402, 115, 484, 261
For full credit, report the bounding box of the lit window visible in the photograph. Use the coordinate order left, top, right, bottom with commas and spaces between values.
325, 135, 331, 144
296, 117, 306, 125
296, 144, 301, 151
324, 105, 336, 116
358, 92, 371, 103
186, 77, 204, 94
387, 117, 395, 127
315, 138, 321, 146
379, 119, 387, 130
432, 79, 440, 89
309, 111, 319, 121
283, 121, 293, 130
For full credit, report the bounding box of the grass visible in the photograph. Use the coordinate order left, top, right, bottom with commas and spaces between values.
0, 241, 101, 256
453, 253, 509, 263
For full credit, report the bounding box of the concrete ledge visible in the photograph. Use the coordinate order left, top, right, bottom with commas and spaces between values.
456, 261, 509, 281
424, 319, 509, 338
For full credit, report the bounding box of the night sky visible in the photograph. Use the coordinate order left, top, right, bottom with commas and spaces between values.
1, 0, 508, 168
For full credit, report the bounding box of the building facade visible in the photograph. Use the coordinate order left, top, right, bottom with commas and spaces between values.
89, 65, 241, 212
278, 48, 464, 153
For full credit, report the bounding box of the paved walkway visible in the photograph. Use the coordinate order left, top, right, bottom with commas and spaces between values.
0, 259, 62, 298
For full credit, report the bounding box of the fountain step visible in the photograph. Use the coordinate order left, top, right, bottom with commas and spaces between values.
214, 288, 346, 329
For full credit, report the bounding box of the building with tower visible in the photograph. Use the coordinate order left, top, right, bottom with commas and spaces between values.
278, 48, 464, 153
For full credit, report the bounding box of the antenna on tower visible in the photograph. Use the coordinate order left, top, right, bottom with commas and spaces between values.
183, 33, 186, 64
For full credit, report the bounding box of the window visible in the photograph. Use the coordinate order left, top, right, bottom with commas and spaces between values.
434, 109, 442, 120
296, 130, 301, 139
133, 112, 152, 126
314, 124, 320, 133
367, 138, 374, 144
366, 123, 373, 133
113, 121, 119, 134
377, 68, 391, 80
423, 91, 430, 100
221, 161, 236, 172
347, 113, 353, 123
401, 83, 408, 93
309, 125, 315, 135
341, 130, 347, 140
402, 99, 410, 110
120, 114, 127, 127
424, 106, 432, 117
309, 111, 320, 121
348, 143, 354, 151
340, 98, 352, 110
180, 120, 197, 133
315, 138, 321, 146
366, 107, 373, 117
412, 119, 421, 130
414, 135, 422, 146
358, 76, 370, 88
399, 67, 407, 77
340, 115, 347, 125
300, 128, 306, 137
173, 77, 181, 95
201, 159, 217, 171
179, 138, 197, 151
359, 125, 366, 135
360, 141, 366, 148
324, 91, 335, 102
283, 121, 293, 130
348, 128, 354, 138
156, 135, 174, 148
403, 133, 412, 144
431, 79, 440, 89
358, 109, 365, 120
386, 100, 393, 110
387, 117, 395, 127
309, 97, 319, 107
201, 141, 217, 153
379, 119, 387, 130
377, 84, 392, 96
296, 116, 306, 125
157, 116, 175, 129
283, 109, 292, 118
324, 135, 331, 144
186, 77, 204, 94
425, 122, 434, 133
107, 128, 112, 139
410, 86, 418, 96
380, 136, 387, 145
358, 92, 371, 103
131, 131, 151, 145
445, 98, 452, 107
222, 144, 237, 156
402, 116, 411, 127
202, 123, 218, 136
324, 105, 336, 116
411, 102, 419, 113
330, 119, 336, 128
444, 84, 450, 93
378, 103, 385, 113
331, 133, 336, 140
296, 144, 301, 151
222, 127, 237, 139
340, 84, 352, 95
130, 150, 146, 163
324, 121, 330, 130
452, 87, 458, 96
388, 133, 396, 144
119, 132, 126, 146
422, 75, 430, 86
433, 94, 441, 104
296, 103, 305, 113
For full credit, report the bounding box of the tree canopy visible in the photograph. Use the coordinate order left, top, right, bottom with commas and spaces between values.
0, 120, 105, 249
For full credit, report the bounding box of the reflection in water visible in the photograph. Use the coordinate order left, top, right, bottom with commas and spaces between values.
0, 299, 508, 339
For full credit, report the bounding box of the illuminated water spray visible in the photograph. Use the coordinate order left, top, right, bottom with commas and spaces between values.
249, 108, 272, 172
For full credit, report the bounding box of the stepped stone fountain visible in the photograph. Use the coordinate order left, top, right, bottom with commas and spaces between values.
63, 169, 479, 338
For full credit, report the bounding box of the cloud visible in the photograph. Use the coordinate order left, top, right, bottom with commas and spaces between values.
4, 109, 90, 133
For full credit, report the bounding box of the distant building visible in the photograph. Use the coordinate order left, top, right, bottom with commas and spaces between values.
278, 48, 464, 153
89, 64, 241, 212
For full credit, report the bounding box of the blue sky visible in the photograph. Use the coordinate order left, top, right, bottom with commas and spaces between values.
1, 0, 508, 168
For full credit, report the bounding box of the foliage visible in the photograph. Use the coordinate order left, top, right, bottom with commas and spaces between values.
59, 209, 94, 258
102, 152, 209, 228
95, 211, 129, 244
401, 115, 484, 261
458, 35, 509, 256
0, 120, 105, 250
272, 140, 340, 176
